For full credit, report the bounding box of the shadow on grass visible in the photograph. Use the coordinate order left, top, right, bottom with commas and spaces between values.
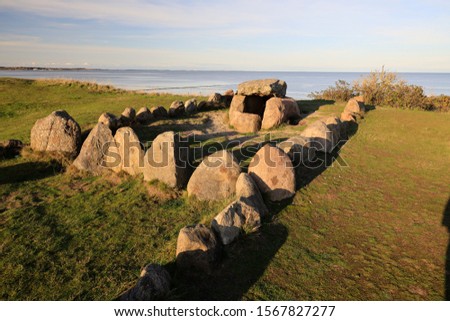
442, 197, 450, 300
170, 223, 288, 300
297, 99, 335, 114
0, 160, 62, 185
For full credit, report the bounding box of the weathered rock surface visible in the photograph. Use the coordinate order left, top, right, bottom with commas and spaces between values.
222, 89, 234, 106
235, 173, 268, 217
98, 112, 118, 130
30, 110, 81, 156
176, 224, 221, 274
344, 98, 365, 117
197, 101, 207, 111
211, 198, 261, 245
248, 144, 296, 202
73, 123, 114, 175
340, 111, 356, 122
261, 97, 301, 130
143, 131, 189, 188
354, 95, 365, 103
324, 116, 343, 147
184, 99, 197, 114
121, 264, 171, 301
237, 79, 287, 97
0, 139, 23, 158
151, 106, 168, 118
169, 101, 185, 117
187, 150, 241, 201
111, 127, 144, 176
301, 120, 334, 153
119, 107, 136, 126
136, 107, 153, 124
231, 113, 261, 133
229, 95, 262, 133
223, 89, 235, 97
208, 93, 222, 104
277, 136, 316, 165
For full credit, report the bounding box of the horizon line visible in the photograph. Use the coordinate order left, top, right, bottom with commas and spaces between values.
1, 66, 450, 74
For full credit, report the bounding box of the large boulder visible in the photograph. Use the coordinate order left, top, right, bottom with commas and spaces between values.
211, 198, 262, 245
136, 107, 154, 125
229, 95, 262, 133
208, 93, 222, 104
344, 98, 365, 117
354, 95, 365, 103
235, 173, 268, 217
230, 113, 261, 133
98, 112, 118, 131
197, 101, 207, 111
111, 127, 144, 176
151, 106, 168, 118
324, 116, 343, 147
301, 120, 334, 153
261, 97, 300, 130
277, 136, 316, 165
340, 111, 356, 123
187, 150, 241, 201
248, 144, 296, 202
30, 110, 81, 157
222, 89, 234, 107
184, 99, 197, 114
73, 123, 115, 175
176, 224, 221, 274
169, 101, 185, 117
121, 264, 171, 301
237, 79, 287, 97
119, 107, 136, 127
143, 131, 189, 188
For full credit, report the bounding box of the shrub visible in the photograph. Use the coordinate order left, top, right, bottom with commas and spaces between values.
426, 95, 450, 112
311, 67, 449, 112
308, 80, 356, 101
352, 67, 398, 106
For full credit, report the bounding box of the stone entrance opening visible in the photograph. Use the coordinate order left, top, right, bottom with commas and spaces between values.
242, 95, 270, 118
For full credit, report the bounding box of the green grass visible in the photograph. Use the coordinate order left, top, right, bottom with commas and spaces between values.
242, 107, 450, 300
0, 78, 204, 143
1, 78, 449, 300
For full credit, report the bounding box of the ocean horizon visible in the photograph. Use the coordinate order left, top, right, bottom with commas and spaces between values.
1, 69, 450, 99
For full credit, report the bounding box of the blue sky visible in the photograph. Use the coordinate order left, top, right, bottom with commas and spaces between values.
1, 0, 449, 71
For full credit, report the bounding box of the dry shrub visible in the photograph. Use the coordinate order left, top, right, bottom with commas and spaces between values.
311, 67, 449, 112
309, 80, 356, 101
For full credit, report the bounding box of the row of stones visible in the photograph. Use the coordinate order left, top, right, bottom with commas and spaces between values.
121, 98, 367, 300
29, 90, 232, 157
28, 93, 365, 299
98, 92, 233, 131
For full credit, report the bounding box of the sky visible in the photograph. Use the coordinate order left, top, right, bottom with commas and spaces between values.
0, 0, 449, 71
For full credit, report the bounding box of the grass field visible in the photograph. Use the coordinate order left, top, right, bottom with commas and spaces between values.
1, 78, 449, 300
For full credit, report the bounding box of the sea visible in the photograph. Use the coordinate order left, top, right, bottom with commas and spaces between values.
1, 69, 450, 99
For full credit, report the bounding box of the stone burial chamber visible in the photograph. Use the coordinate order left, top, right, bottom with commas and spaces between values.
229, 79, 301, 133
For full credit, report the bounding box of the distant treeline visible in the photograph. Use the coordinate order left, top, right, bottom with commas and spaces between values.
0, 66, 93, 71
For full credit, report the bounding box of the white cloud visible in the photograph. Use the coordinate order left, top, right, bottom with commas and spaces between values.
2, 37, 449, 71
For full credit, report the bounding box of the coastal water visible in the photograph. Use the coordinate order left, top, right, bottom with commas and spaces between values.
1, 69, 449, 99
